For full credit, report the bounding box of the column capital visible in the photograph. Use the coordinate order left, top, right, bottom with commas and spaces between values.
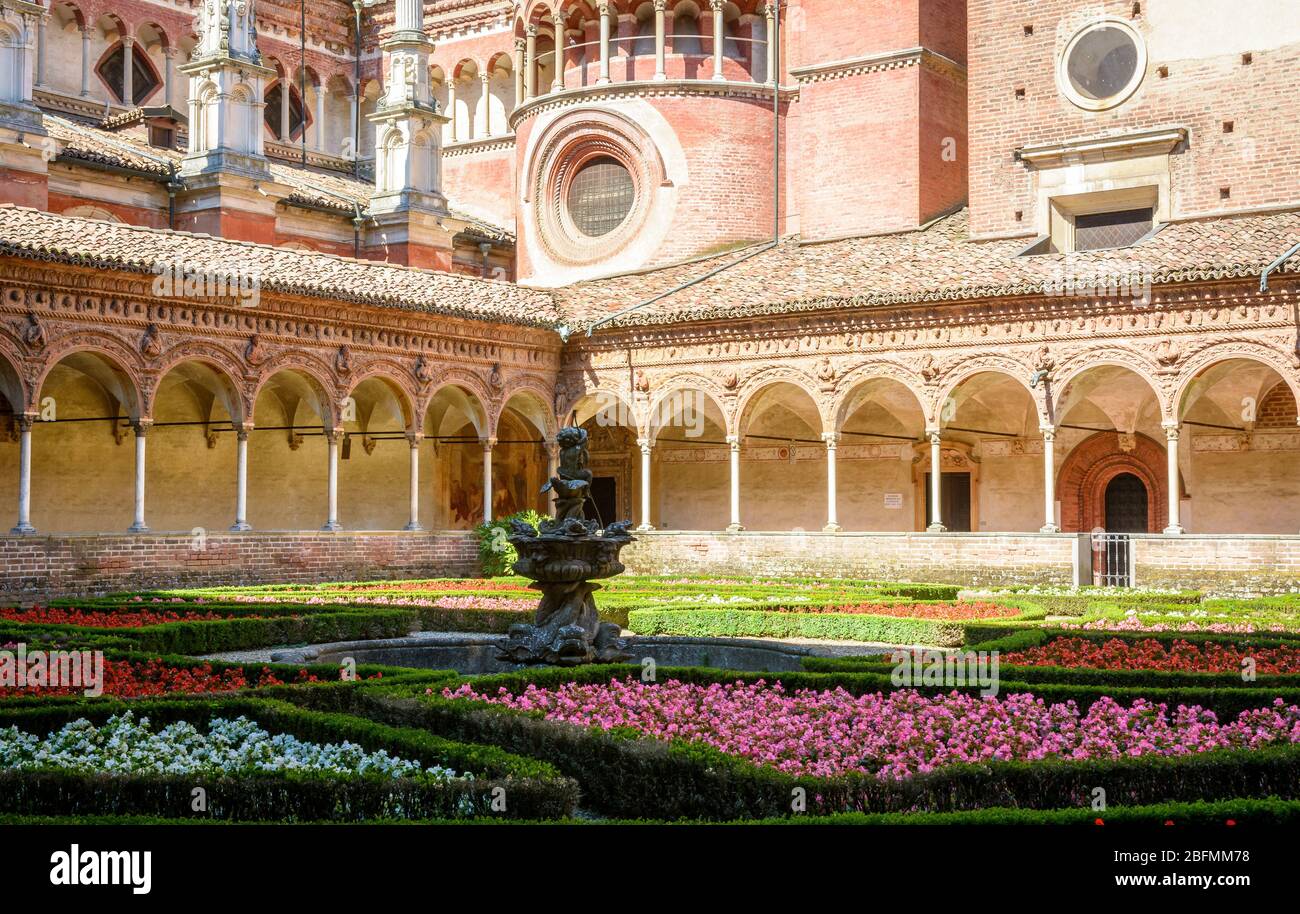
120, 35, 135, 48
15, 414, 35, 433
1039, 424, 1056, 441
926, 429, 942, 446
711, 0, 726, 11
725, 434, 741, 449
480, 436, 498, 451
235, 422, 254, 441
131, 419, 153, 435
597, 1, 612, 16
162, 45, 178, 59
654, 0, 667, 9
526, 23, 540, 36
821, 431, 839, 447
1162, 422, 1181, 441
637, 437, 652, 454
324, 427, 345, 444
406, 431, 424, 447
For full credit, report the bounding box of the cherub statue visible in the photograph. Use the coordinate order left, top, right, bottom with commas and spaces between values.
541, 426, 592, 521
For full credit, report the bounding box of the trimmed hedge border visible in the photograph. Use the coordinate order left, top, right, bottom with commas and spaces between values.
627, 607, 1041, 647
300, 668, 1300, 820
0, 697, 576, 821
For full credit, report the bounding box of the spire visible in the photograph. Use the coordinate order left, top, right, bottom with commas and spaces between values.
194, 0, 263, 64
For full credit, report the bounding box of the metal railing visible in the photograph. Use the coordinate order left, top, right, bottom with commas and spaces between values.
1092, 532, 1134, 587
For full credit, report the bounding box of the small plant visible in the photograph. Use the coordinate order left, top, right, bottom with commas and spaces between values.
475, 510, 544, 577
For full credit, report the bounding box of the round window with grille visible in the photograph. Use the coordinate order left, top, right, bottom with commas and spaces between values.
565, 156, 636, 237
1059, 20, 1146, 111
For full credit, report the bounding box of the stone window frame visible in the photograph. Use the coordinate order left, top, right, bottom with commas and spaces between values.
528, 110, 666, 267
1056, 17, 1148, 112
1047, 185, 1160, 254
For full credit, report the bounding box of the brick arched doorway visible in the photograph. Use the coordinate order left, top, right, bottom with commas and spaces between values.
1058, 431, 1172, 533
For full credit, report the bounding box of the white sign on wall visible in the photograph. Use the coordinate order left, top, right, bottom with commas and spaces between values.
884, 493, 903, 509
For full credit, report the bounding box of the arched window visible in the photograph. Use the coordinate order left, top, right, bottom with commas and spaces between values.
97, 42, 161, 106
265, 82, 309, 141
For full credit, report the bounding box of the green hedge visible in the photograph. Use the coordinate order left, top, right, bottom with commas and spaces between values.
0, 697, 575, 821
0, 607, 417, 653
628, 608, 972, 646
333, 674, 1300, 820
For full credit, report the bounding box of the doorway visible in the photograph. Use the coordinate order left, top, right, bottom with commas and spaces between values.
924, 472, 972, 532
585, 476, 618, 527
1104, 472, 1149, 533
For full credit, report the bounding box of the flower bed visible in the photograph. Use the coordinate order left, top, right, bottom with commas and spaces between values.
1002, 636, 1300, 674
0, 607, 249, 628
1059, 612, 1291, 635
0, 698, 577, 821
0, 710, 459, 781
444, 678, 1300, 781
773, 601, 1019, 621
0, 658, 368, 700
626, 607, 1002, 646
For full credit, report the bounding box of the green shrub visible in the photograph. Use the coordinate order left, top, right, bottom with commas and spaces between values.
475, 510, 543, 576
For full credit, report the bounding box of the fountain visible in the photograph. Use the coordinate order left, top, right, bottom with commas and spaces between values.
495, 426, 634, 665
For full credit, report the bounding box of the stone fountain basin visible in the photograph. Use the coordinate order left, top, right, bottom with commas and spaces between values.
270, 632, 899, 675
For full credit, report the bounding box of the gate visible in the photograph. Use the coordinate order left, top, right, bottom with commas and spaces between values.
1092, 532, 1134, 587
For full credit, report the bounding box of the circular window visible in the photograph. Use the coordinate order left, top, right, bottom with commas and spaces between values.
1059, 19, 1146, 110
566, 156, 635, 237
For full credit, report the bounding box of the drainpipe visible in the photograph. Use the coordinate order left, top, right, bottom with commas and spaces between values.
1261, 240, 1300, 291
166, 162, 181, 230
575, 0, 783, 340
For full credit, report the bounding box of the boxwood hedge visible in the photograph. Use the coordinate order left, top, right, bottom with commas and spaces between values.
0, 697, 576, 821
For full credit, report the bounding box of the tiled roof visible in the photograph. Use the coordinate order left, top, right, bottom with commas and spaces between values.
0, 205, 555, 327
43, 114, 514, 242
553, 208, 1300, 329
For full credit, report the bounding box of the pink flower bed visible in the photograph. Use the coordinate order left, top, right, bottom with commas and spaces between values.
443, 678, 1300, 780
1059, 616, 1287, 635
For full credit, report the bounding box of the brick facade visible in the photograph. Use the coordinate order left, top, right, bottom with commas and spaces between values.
0, 532, 479, 601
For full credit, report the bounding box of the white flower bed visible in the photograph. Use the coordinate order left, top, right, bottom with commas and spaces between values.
0, 712, 461, 782
959, 585, 1190, 598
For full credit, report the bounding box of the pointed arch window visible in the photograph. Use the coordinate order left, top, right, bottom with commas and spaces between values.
265, 82, 310, 141
97, 42, 161, 106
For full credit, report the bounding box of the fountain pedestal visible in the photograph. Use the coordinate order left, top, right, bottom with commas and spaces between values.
495, 426, 635, 666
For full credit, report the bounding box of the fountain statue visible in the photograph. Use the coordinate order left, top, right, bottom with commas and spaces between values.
497, 426, 635, 666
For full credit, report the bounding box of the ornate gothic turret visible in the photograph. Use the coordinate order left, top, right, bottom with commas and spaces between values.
0, 0, 48, 209
365, 0, 455, 270
175, 0, 289, 240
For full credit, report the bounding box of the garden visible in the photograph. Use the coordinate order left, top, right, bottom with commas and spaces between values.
3, 574, 1300, 827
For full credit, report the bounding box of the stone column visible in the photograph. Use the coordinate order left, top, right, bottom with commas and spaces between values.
162, 46, 176, 109
80, 27, 92, 97
279, 73, 292, 141
231, 424, 252, 531
1040, 425, 1060, 532
11, 416, 35, 535
551, 10, 565, 92
405, 433, 423, 531
322, 429, 342, 531
823, 432, 840, 532
446, 77, 457, 142
525, 25, 538, 98
121, 36, 134, 105
348, 93, 359, 158
480, 71, 492, 135
129, 421, 150, 533
710, 0, 726, 80
481, 437, 495, 523
35, 12, 47, 89
513, 37, 525, 107
597, 2, 612, 85
764, 2, 776, 86
638, 437, 655, 531
313, 83, 327, 151
1163, 423, 1183, 534
653, 0, 667, 80
726, 434, 743, 532
926, 429, 946, 532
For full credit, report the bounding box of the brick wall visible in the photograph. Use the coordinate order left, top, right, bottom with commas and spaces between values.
0, 532, 480, 601
968, 0, 1300, 237
621, 531, 1089, 587
1133, 535, 1300, 594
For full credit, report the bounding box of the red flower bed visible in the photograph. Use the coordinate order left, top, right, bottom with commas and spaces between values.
0, 658, 381, 698
778, 601, 1020, 621
0, 607, 254, 628
330, 579, 532, 593
1003, 636, 1300, 674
